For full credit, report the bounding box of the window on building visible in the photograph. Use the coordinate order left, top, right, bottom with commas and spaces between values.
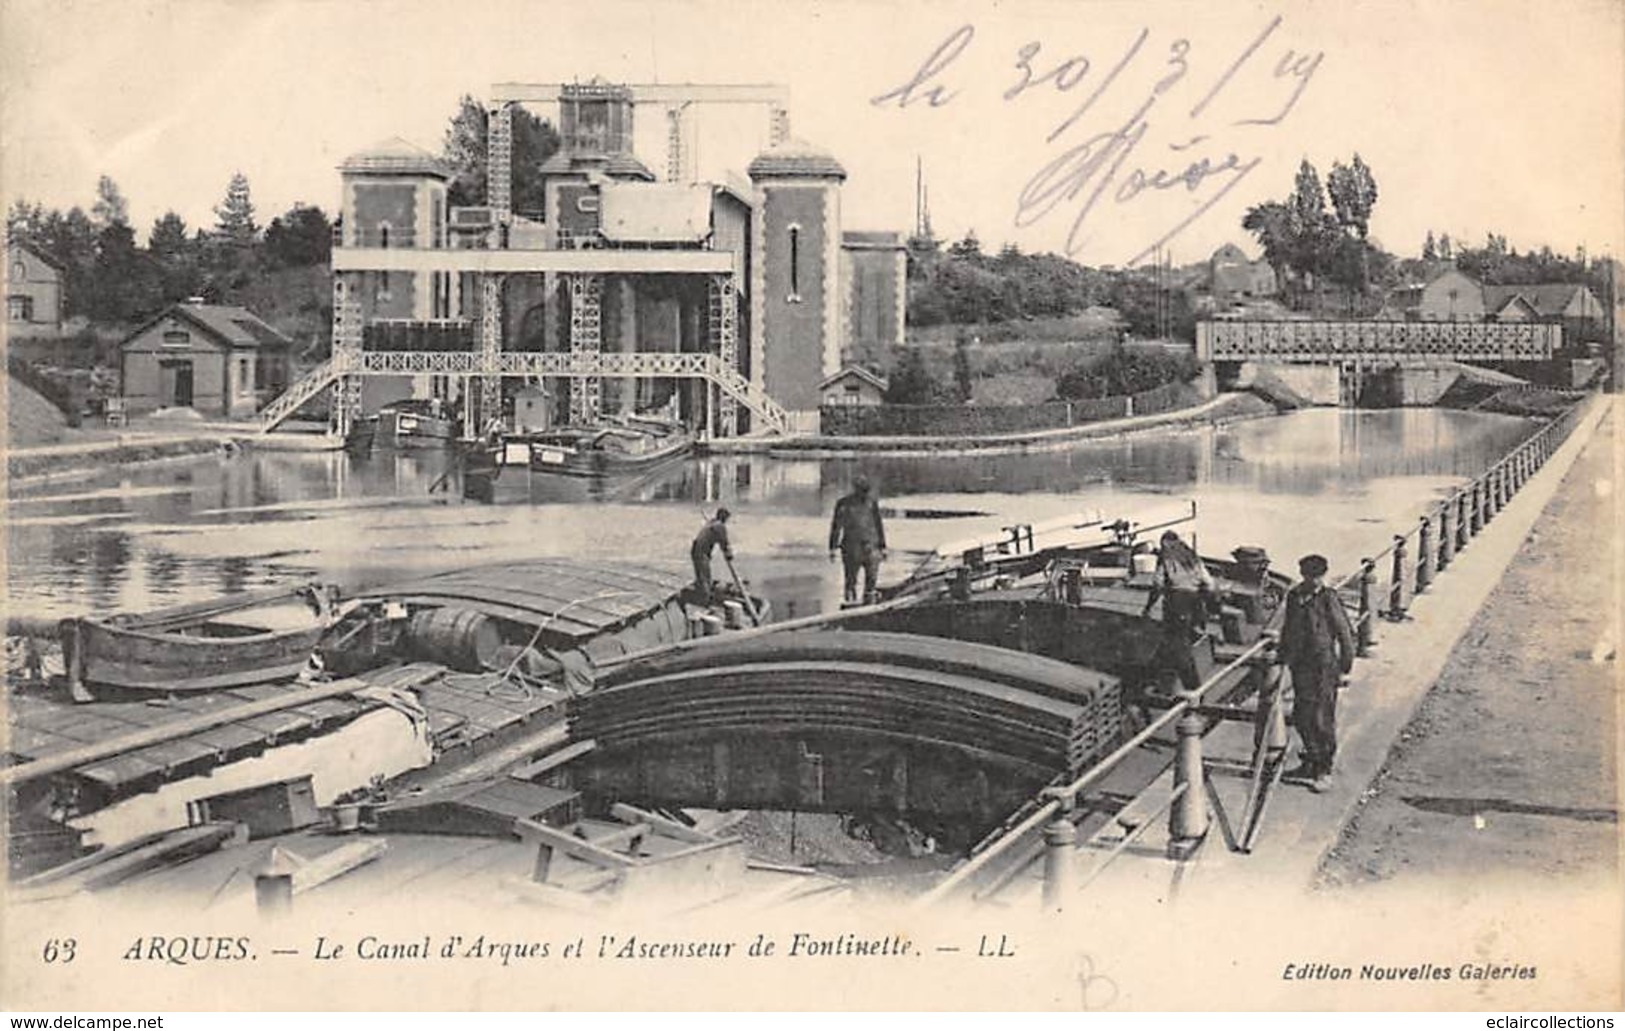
162, 329, 190, 345
379, 223, 392, 249
788, 225, 802, 302
238, 356, 253, 393
7, 295, 32, 321
11, 261, 25, 281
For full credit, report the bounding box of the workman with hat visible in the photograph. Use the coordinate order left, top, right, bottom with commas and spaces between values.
1279, 553, 1356, 794
1141, 530, 1217, 693
828, 475, 888, 605
690, 508, 734, 607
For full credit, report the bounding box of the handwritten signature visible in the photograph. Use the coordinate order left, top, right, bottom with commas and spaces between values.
872, 17, 1324, 265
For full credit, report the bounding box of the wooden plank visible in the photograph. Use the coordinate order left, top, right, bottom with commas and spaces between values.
18, 823, 247, 897
289, 839, 388, 895
0, 666, 445, 788
509, 739, 596, 781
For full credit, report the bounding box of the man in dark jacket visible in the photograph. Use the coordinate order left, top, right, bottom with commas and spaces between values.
691, 508, 733, 606
828, 475, 887, 604
1278, 553, 1356, 794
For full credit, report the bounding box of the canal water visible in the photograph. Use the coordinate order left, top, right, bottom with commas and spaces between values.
5, 408, 1541, 623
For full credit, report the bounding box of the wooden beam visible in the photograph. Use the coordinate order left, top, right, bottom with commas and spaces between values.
0, 665, 445, 788
608, 803, 714, 844
514, 817, 637, 870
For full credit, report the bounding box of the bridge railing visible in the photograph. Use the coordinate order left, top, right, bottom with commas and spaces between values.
919, 391, 1601, 910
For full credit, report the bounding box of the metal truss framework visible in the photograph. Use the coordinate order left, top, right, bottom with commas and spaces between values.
487, 103, 513, 224
708, 274, 739, 435
1197, 320, 1561, 363
567, 273, 604, 424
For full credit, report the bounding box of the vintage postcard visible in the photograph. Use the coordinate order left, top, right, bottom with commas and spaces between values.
1, 0, 1621, 1013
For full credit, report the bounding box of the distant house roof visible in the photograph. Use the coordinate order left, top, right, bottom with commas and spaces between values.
1489, 293, 1542, 320
820, 365, 888, 391
339, 137, 451, 178
6, 238, 65, 273
747, 138, 847, 181
1483, 282, 1600, 317
122, 303, 294, 351
1210, 242, 1252, 264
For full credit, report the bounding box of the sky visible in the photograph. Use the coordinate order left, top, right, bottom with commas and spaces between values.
2, 0, 1622, 269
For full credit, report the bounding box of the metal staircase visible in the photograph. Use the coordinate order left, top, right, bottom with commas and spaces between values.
257, 351, 792, 437
258, 358, 340, 432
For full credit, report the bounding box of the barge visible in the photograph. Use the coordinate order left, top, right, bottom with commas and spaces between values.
4, 503, 1289, 911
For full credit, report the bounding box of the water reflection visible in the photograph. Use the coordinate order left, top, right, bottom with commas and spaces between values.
5, 408, 1540, 622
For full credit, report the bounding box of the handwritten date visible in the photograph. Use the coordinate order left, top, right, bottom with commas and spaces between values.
873, 18, 1324, 265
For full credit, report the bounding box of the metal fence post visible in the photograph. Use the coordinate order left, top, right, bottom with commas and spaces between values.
1167, 711, 1209, 860
1387, 534, 1410, 620
1041, 811, 1077, 912
1469, 478, 1484, 536
1484, 467, 1499, 522
1356, 559, 1376, 656
1416, 515, 1434, 592
1438, 500, 1455, 569
1456, 491, 1470, 552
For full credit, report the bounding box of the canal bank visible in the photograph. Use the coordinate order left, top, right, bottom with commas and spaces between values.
5, 422, 338, 483
705, 392, 1277, 458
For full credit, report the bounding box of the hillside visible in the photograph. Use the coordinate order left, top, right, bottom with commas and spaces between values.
6, 374, 70, 447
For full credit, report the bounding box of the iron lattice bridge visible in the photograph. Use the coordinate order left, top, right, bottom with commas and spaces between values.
1195, 319, 1561, 363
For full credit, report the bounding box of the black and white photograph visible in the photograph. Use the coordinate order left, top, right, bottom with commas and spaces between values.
1, 0, 1621, 1014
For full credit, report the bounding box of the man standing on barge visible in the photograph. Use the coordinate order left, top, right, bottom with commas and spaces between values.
829, 476, 888, 605
691, 508, 733, 607
1279, 553, 1356, 794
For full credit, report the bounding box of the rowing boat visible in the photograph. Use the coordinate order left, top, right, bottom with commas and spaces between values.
60, 583, 337, 696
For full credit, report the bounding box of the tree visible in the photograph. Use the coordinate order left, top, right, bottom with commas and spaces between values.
148, 211, 202, 303
263, 203, 332, 267
89, 222, 161, 323
442, 95, 561, 212
1422, 231, 1437, 262
91, 175, 130, 227
948, 231, 983, 261
1438, 233, 1453, 261
1326, 155, 1378, 241
1242, 200, 1296, 288
148, 212, 191, 260
884, 347, 951, 404
213, 172, 258, 242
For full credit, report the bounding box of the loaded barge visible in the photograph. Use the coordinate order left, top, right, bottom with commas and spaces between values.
4, 502, 1290, 912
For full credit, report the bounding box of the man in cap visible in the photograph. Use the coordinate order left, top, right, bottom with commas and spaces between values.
690, 508, 733, 607
1278, 553, 1356, 793
828, 475, 888, 605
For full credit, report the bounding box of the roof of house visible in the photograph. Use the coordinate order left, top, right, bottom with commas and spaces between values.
747, 138, 847, 181
820, 365, 888, 391
842, 230, 906, 250
1210, 242, 1252, 264
538, 149, 657, 181
123, 303, 294, 351
1483, 282, 1596, 316
6, 238, 66, 273
339, 137, 451, 178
